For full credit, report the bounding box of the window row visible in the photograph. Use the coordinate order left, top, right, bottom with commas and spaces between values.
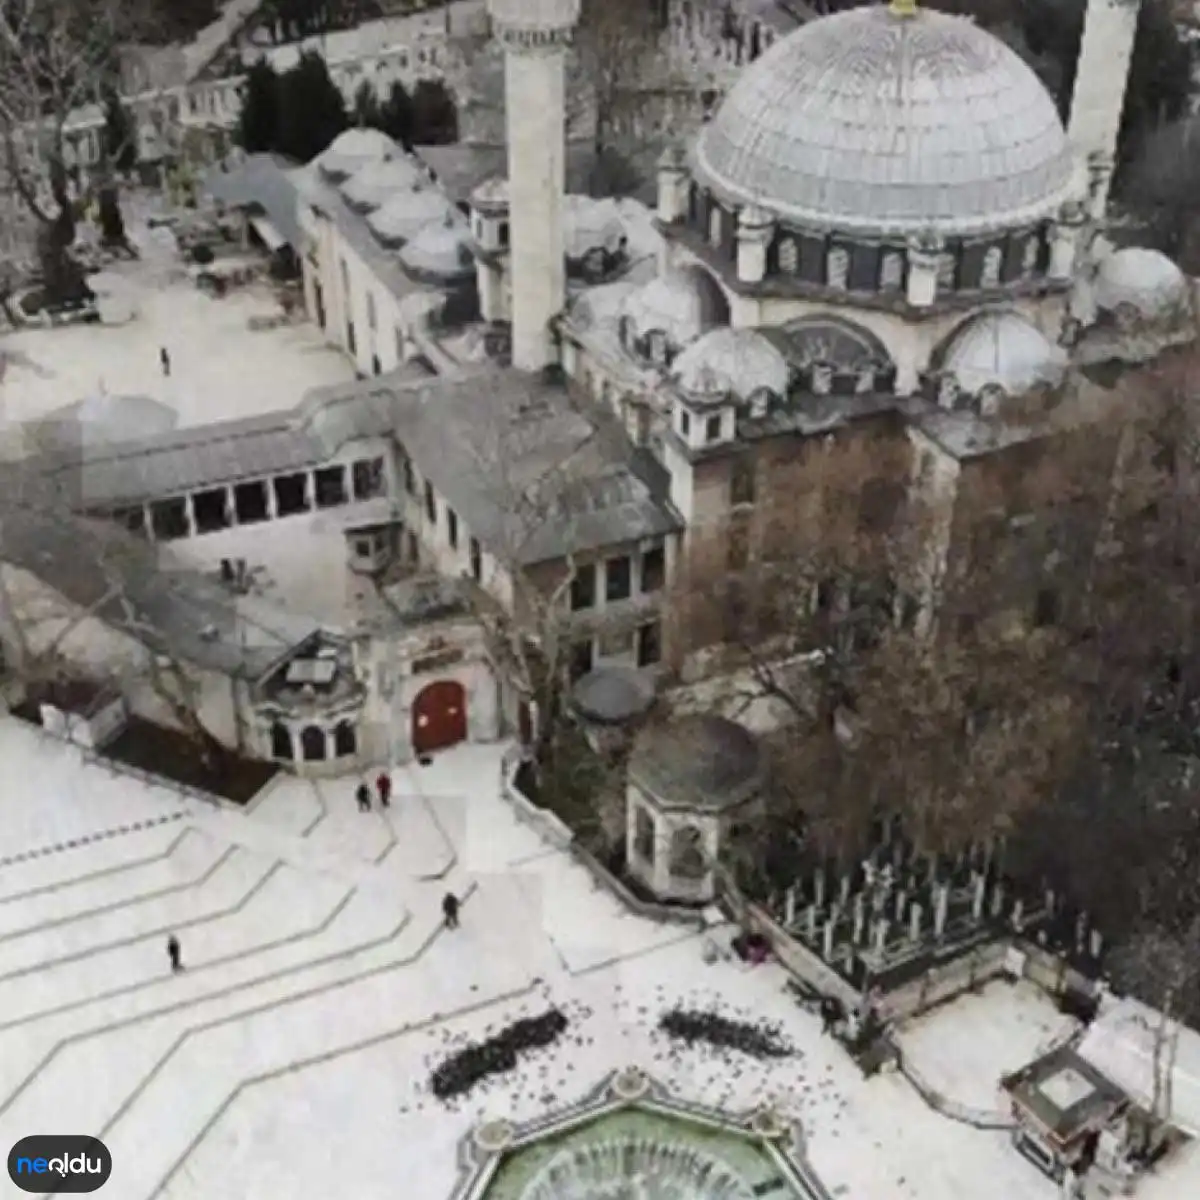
269, 719, 357, 762
109, 457, 387, 541
569, 620, 662, 678
402, 455, 484, 582
570, 546, 666, 611
686, 185, 1048, 295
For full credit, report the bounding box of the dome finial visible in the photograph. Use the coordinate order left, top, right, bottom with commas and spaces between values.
890, 0, 918, 15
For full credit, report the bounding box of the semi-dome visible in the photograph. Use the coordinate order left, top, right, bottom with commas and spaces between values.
564, 194, 626, 260
398, 213, 474, 282
367, 183, 456, 246
341, 156, 424, 211
693, 5, 1074, 237
940, 309, 1067, 396
672, 328, 789, 402
620, 267, 729, 351
1094, 247, 1190, 319
567, 280, 639, 331
316, 128, 402, 182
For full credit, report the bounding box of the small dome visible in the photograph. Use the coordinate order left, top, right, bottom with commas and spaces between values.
568, 281, 639, 331
1094, 248, 1190, 319
620, 267, 729, 350
571, 666, 655, 726
673, 328, 789, 403
316, 128, 402, 181
564, 194, 625, 260
940, 310, 1067, 396
399, 213, 474, 282
470, 176, 509, 210
694, 5, 1073, 237
629, 715, 763, 813
341, 156, 424, 211
367, 183, 456, 246
37, 392, 177, 448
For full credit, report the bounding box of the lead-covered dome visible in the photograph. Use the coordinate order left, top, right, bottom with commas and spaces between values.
693, 5, 1074, 237
940, 309, 1067, 396
1094, 248, 1190, 320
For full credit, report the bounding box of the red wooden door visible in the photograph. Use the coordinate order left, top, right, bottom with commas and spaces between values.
411, 680, 467, 755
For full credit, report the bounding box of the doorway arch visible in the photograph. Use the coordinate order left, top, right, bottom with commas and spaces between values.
411, 679, 467, 756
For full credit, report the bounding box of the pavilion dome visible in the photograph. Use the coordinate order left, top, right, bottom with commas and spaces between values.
940, 309, 1067, 396
341, 155, 425, 212
398, 213, 475, 282
315, 128, 402, 182
692, 4, 1074, 237
620, 267, 729, 352
567, 281, 639, 331
367, 182, 457, 246
564, 194, 626, 260
672, 328, 789, 403
1094, 247, 1191, 320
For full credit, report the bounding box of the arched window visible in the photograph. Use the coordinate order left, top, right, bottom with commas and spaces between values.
270, 722, 292, 760
980, 245, 1003, 289
634, 805, 655, 863
708, 206, 723, 247
300, 725, 326, 761
333, 720, 357, 757
826, 246, 849, 290
937, 251, 956, 290
977, 385, 1004, 417
880, 252, 903, 292
938, 374, 958, 410
366, 292, 377, 330
778, 237, 799, 274
669, 825, 707, 880
1021, 234, 1039, 276
617, 314, 633, 350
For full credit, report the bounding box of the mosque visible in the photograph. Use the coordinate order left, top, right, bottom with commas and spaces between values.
2, 0, 1194, 770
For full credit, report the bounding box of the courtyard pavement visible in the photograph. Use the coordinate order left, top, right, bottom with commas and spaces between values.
0, 715, 1113, 1199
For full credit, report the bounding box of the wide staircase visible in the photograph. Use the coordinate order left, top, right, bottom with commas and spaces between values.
0, 717, 557, 1197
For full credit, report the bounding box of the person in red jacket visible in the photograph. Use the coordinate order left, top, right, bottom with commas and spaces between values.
376, 771, 392, 808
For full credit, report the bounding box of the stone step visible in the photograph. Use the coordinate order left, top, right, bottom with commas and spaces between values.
0, 863, 349, 1025
0, 841, 270, 981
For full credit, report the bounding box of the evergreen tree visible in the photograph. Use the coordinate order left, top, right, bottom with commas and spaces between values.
102, 89, 138, 174
410, 78, 458, 146
276, 52, 348, 162
352, 80, 380, 128
378, 81, 415, 148
236, 58, 281, 154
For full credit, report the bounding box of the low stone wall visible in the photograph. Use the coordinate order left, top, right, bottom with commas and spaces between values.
500, 750, 707, 929
877, 939, 1010, 1022
743, 899, 860, 1007
498, 750, 575, 851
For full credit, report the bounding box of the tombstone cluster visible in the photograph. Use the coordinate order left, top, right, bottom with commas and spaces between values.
658, 1007, 793, 1059
429, 1008, 569, 1100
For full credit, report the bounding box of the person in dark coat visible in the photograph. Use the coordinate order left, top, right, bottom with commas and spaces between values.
167, 934, 183, 973
442, 891, 460, 929
356, 781, 371, 812
160, 346, 171, 376
376, 771, 392, 808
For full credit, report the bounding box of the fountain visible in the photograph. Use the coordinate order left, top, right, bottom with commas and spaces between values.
451, 1070, 827, 1200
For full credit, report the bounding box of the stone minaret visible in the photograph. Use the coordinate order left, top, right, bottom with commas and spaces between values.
487, 0, 581, 372
1067, 0, 1142, 221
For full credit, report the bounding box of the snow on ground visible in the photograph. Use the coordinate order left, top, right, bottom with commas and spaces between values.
894, 978, 1080, 1115
0, 713, 1187, 1200
0, 196, 353, 433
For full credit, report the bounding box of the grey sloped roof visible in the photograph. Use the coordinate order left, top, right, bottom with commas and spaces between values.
0, 504, 313, 678
29, 369, 432, 509
694, 5, 1074, 237
629, 715, 764, 813
202, 154, 303, 248
388, 371, 681, 565
412, 140, 596, 206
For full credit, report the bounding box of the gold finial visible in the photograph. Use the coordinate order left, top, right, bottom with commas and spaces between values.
890, 0, 918, 15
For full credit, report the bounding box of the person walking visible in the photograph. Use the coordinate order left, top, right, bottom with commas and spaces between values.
442, 891, 460, 929
376, 770, 392, 809
159, 346, 171, 377
356, 781, 372, 812
167, 934, 183, 973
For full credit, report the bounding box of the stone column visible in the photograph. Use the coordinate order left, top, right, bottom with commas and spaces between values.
1049, 200, 1088, 281
905, 230, 943, 308
736, 204, 774, 285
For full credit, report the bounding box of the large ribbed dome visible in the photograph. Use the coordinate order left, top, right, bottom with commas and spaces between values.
693, 4, 1074, 237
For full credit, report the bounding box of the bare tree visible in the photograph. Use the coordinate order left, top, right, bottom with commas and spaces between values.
0, 0, 152, 302
1122, 115, 1200, 269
